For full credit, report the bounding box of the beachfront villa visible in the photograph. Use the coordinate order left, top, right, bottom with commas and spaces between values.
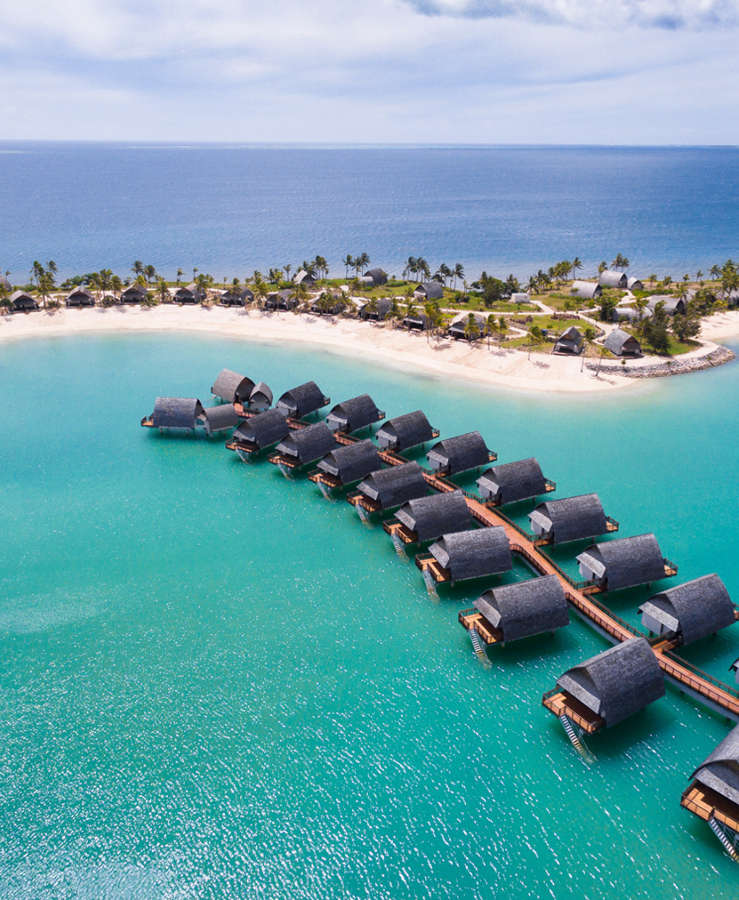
121, 284, 147, 304
403, 312, 430, 331
414, 281, 444, 301
604, 329, 642, 357
599, 270, 628, 289
358, 297, 393, 321
10, 290, 37, 311
65, 287, 95, 307
174, 282, 205, 304
220, 286, 254, 306
647, 296, 686, 315
571, 280, 602, 300
293, 269, 317, 288
552, 326, 584, 355
627, 277, 644, 291
265, 289, 297, 310
448, 312, 486, 341
361, 267, 388, 286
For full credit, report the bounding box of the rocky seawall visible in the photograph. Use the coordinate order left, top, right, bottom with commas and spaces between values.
585, 345, 735, 378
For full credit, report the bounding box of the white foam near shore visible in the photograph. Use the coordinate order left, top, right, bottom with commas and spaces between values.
1, 306, 737, 394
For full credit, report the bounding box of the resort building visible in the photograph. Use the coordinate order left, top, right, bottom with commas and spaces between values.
552, 326, 584, 355
528, 493, 617, 545
470, 575, 569, 645
220, 287, 254, 306
571, 281, 602, 300
121, 284, 147, 304
476, 457, 554, 506
414, 281, 444, 301
144, 397, 204, 431
229, 409, 290, 457
375, 409, 437, 452
547, 637, 665, 731
403, 313, 430, 331
576, 533, 677, 592
361, 268, 388, 286
427, 431, 496, 476
211, 369, 256, 405
276, 381, 330, 419
423, 526, 512, 585
325, 394, 384, 433
265, 290, 298, 310
248, 381, 273, 412
358, 298, 393, 321
389, 490, 473, 545
315, 439, 382, 488
353, 462, 428, 512
638, 575, 737, 645
627, 277, 644, 291
598, 270, 628, 289
272, 422, 339, 468
10, 290, 37, 311
293, 269, 316, 288
310, 295, 346, 316
613, 306, 650, 324
604, 329, 642, 357
65, 288, 95, 307
202, 404, 240, 436
174, 282, 205, 304
647, 296, 686, 315
510, 292, 531, 304
448, 313, 486, 341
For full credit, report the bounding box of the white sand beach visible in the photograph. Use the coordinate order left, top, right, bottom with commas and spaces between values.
1, 305, 736, 394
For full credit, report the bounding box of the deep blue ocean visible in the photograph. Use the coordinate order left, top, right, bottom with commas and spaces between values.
0, 143, 738, 284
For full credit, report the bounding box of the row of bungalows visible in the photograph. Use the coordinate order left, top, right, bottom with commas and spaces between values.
598, 270, 644, 291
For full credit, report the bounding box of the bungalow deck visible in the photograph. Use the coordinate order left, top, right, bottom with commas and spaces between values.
485, 478, 556, 507
225, 438, 263, 459
140, 416, 154, 428
458, 609, 503, 645
532, 514, 619, 546
541, 688, 605, 734
382, 520, 418, 545
307, 470, 342, 489
681, 783, 739, 837
345, 491, 382, 514
414, 554, 451, 583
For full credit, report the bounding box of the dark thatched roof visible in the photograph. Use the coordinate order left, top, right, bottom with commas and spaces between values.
66, 288, 95, 305
275, 422, 338, 465
151, 397, 204, 429
429, 527, 512, 582
376, 410, 435, 451
448, 313, 486, 340
357, 461, 427, 510
326, 394, 382, 433
364, 268, 388, 285
276, 381, 329, 418
556, 637, 665, 728
529, 493, 608, 545
249, 381, 273, 410
427, 431, 492, 475
233, 409, 289, 449
475, 574, 569, 642
415, 281, 444, 300
10, 291, 36, 309
403, 313, 430, 330
690, 724, 739, 807
638, 574, 735, 646
576, 533, 669, 592
604, 329, 642, 356
318, 439, 382, 485
553, 326, 583, 354
211, 369, 255, 404
359, 297, 393, 320
647, 296, 685, 315
477, 457, 547, 505
220, 287, 253, 304
202, 404, 240, 433
121, 284, 147, 299
395, 490, 472, 543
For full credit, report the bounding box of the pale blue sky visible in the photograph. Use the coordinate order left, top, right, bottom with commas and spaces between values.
1, 0, 737, 143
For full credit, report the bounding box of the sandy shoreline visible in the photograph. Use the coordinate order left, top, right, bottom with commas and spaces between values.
2, 306, 737, 394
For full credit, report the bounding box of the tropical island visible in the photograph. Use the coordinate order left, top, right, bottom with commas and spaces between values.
2, 253, 737, 393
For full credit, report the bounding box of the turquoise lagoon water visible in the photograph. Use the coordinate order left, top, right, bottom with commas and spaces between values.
1, 333, 738, 898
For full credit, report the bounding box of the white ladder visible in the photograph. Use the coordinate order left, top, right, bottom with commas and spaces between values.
708, 816, 739, 861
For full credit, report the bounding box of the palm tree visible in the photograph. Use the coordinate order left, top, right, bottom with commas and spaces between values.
572, 257, 583, 279
453, 263, 464, 290
157, 278, 169, 304
710, 264, 721, 281
527, 276, 538, 296
254, 280, 268, 309
696, 270, 704, 284
285, 264, 292, 282
176, 268, 183, 284
111, 275, 122, 300
611, 254, 629, 270
132, 260, 144, 278
464, 313, 480, 343
403, 256, 417, 281
357, 252, 370, 277
314, 256, 328, 281
417, 257, 431, 281
436, 263, 451, 286
144, 264, 157, 284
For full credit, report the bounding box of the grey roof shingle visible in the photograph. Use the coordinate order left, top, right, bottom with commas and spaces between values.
276, 381, 329, 418
638, 574, 735, 646
151, 397, 204, 429
211, 369, 255, 404
429, 527, 512, 582
577, 533, 669, 592
326, 394, 382, 433
529, 493, 608, 545
427, 431, 492, 475
318, 439, 382, 485
233, 408, 290, 449
475, 574, 569, 642
275, 422, 338, 465
477, 457, 547, 504
553, 326, 583, 354
249, 381, 273, 410
415, 281, 444, 300
556, 636, 665, 728
598, 270, 628, 288
690, 724, 739, 807
357, 461, 427, 510
395, 490, 472, 543
202, 404, 240, 433
376, 410, 435, 451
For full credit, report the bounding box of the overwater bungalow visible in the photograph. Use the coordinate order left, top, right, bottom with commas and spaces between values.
227, 408, 290, 460
552, 326, 584, 355
543, 637, 665, 736
325, 394, 385, 433
638, 575, 737, 645
427, 431, 496, 476
276, 381, 330, 419
65, 288, 95, 307
476, 457, 555, 506
249, 381, 273, 412
414, 281, 444, 301
10, 290, 37, 311
121, 284, 147, 304
417, 526, 512, 585
202, 404, 240, 436
681, 724, 739, 858
358, 297, 393, 321
598, 270, 628, 289
576, 533, 677, 593
385, 489, 472, 546
627, 277, 644, 291
141, 397, 204, 431
403, 313, 430, 331
571, 280, 602, 300
220, 287, 254, 306
269, 422, 339, 471
459, 575, 569, 646
647, 295, 686, 315
311, 439, 382, 490
375, 409, 438, 452
448, 313, 486, 341
211, 369, 256, 405
174, 282, 205, 304
528, 493, 618, 545
348, 461, 427, 514
604, 328, 642, 357
265, 290, 298, 310
361, 267, 388, 286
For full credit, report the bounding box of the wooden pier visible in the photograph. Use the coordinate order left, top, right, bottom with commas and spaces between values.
541, 688, 605, 734
382, 520, 418, 545
681, 784, 739, 837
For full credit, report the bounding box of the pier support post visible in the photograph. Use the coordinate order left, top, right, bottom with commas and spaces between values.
391, 532, 408, 560
318, 481, 335, 502
355, 504, 371, 526
278, 463, 294, 480
422, 567, 439, 600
